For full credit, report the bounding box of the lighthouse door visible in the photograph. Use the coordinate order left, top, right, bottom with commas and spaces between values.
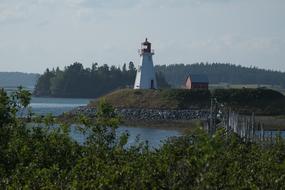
151, 80, 154, 89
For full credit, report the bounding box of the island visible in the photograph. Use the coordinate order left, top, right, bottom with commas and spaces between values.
65, 88, 285, 131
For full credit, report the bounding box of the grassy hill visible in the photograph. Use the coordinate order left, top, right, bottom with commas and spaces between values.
213, 88, 285, 115
90, 88, 285, 115
89, 89, 211, 109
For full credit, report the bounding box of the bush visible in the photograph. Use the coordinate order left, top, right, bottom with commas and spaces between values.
1, 88, 285, 189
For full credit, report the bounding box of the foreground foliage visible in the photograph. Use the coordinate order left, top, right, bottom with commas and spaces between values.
1, 88, 285, 189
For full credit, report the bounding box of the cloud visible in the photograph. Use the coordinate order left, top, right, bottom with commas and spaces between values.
0, 1, 28, 23
0, 0, 80, 23
0, 0, 284, 72
71, 0, 238, 10
0, 0, 242, 24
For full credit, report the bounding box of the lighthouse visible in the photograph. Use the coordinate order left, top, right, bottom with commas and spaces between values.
134, 38, 157, 89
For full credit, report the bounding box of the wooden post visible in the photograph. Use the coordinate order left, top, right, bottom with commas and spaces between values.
261, 124, 264, 142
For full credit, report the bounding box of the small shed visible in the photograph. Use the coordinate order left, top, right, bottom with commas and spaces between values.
185, 74, 209, 90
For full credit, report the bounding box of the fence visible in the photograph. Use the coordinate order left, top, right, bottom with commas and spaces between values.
205, 98, 282, 144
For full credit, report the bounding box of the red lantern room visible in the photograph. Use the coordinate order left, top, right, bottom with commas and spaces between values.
141, 38, 151, 53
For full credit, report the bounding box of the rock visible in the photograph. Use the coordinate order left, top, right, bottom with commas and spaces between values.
68, 106, 210, 121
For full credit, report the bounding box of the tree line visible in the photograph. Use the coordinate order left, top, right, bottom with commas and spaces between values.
34, 62, 170, 98
156, 63, 285, 87
34, 62, 285, 98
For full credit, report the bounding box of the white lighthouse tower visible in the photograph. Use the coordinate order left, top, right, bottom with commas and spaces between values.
134, 38, 157, 89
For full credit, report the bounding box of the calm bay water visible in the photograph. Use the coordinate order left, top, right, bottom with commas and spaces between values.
255, 131, 285, 138
29, 97, 180, 148
30, 97, 91, 116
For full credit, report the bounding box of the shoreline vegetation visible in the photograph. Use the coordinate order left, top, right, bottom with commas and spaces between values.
60, 111, 285, 131
255, 116, 285, 131
122, 119, 204, 132
58, 115, 205, 132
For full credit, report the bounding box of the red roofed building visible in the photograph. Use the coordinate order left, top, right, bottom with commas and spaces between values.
185, 74, 209, 90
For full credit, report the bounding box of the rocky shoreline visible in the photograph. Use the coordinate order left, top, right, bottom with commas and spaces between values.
69, 106, 210, 121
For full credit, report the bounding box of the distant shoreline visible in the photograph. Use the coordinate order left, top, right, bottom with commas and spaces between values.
122, 119, 203, 132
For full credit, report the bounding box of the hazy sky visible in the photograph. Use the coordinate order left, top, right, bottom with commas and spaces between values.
0, 0, 284, 73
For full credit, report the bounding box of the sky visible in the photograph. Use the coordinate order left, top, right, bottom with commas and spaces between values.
0, 0, 284, 73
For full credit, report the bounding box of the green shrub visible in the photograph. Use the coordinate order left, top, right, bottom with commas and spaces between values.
1, 88, 285, 189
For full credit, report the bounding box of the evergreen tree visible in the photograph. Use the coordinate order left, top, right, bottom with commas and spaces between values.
34, 69, 55, 96
34, 62, 170, 98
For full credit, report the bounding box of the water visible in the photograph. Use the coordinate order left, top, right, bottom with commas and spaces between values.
69, 125, 180, 148
26, 97, 285, 146
30, 97, 91, 116
255, 131, 285, 138
29, 97, 180, 148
